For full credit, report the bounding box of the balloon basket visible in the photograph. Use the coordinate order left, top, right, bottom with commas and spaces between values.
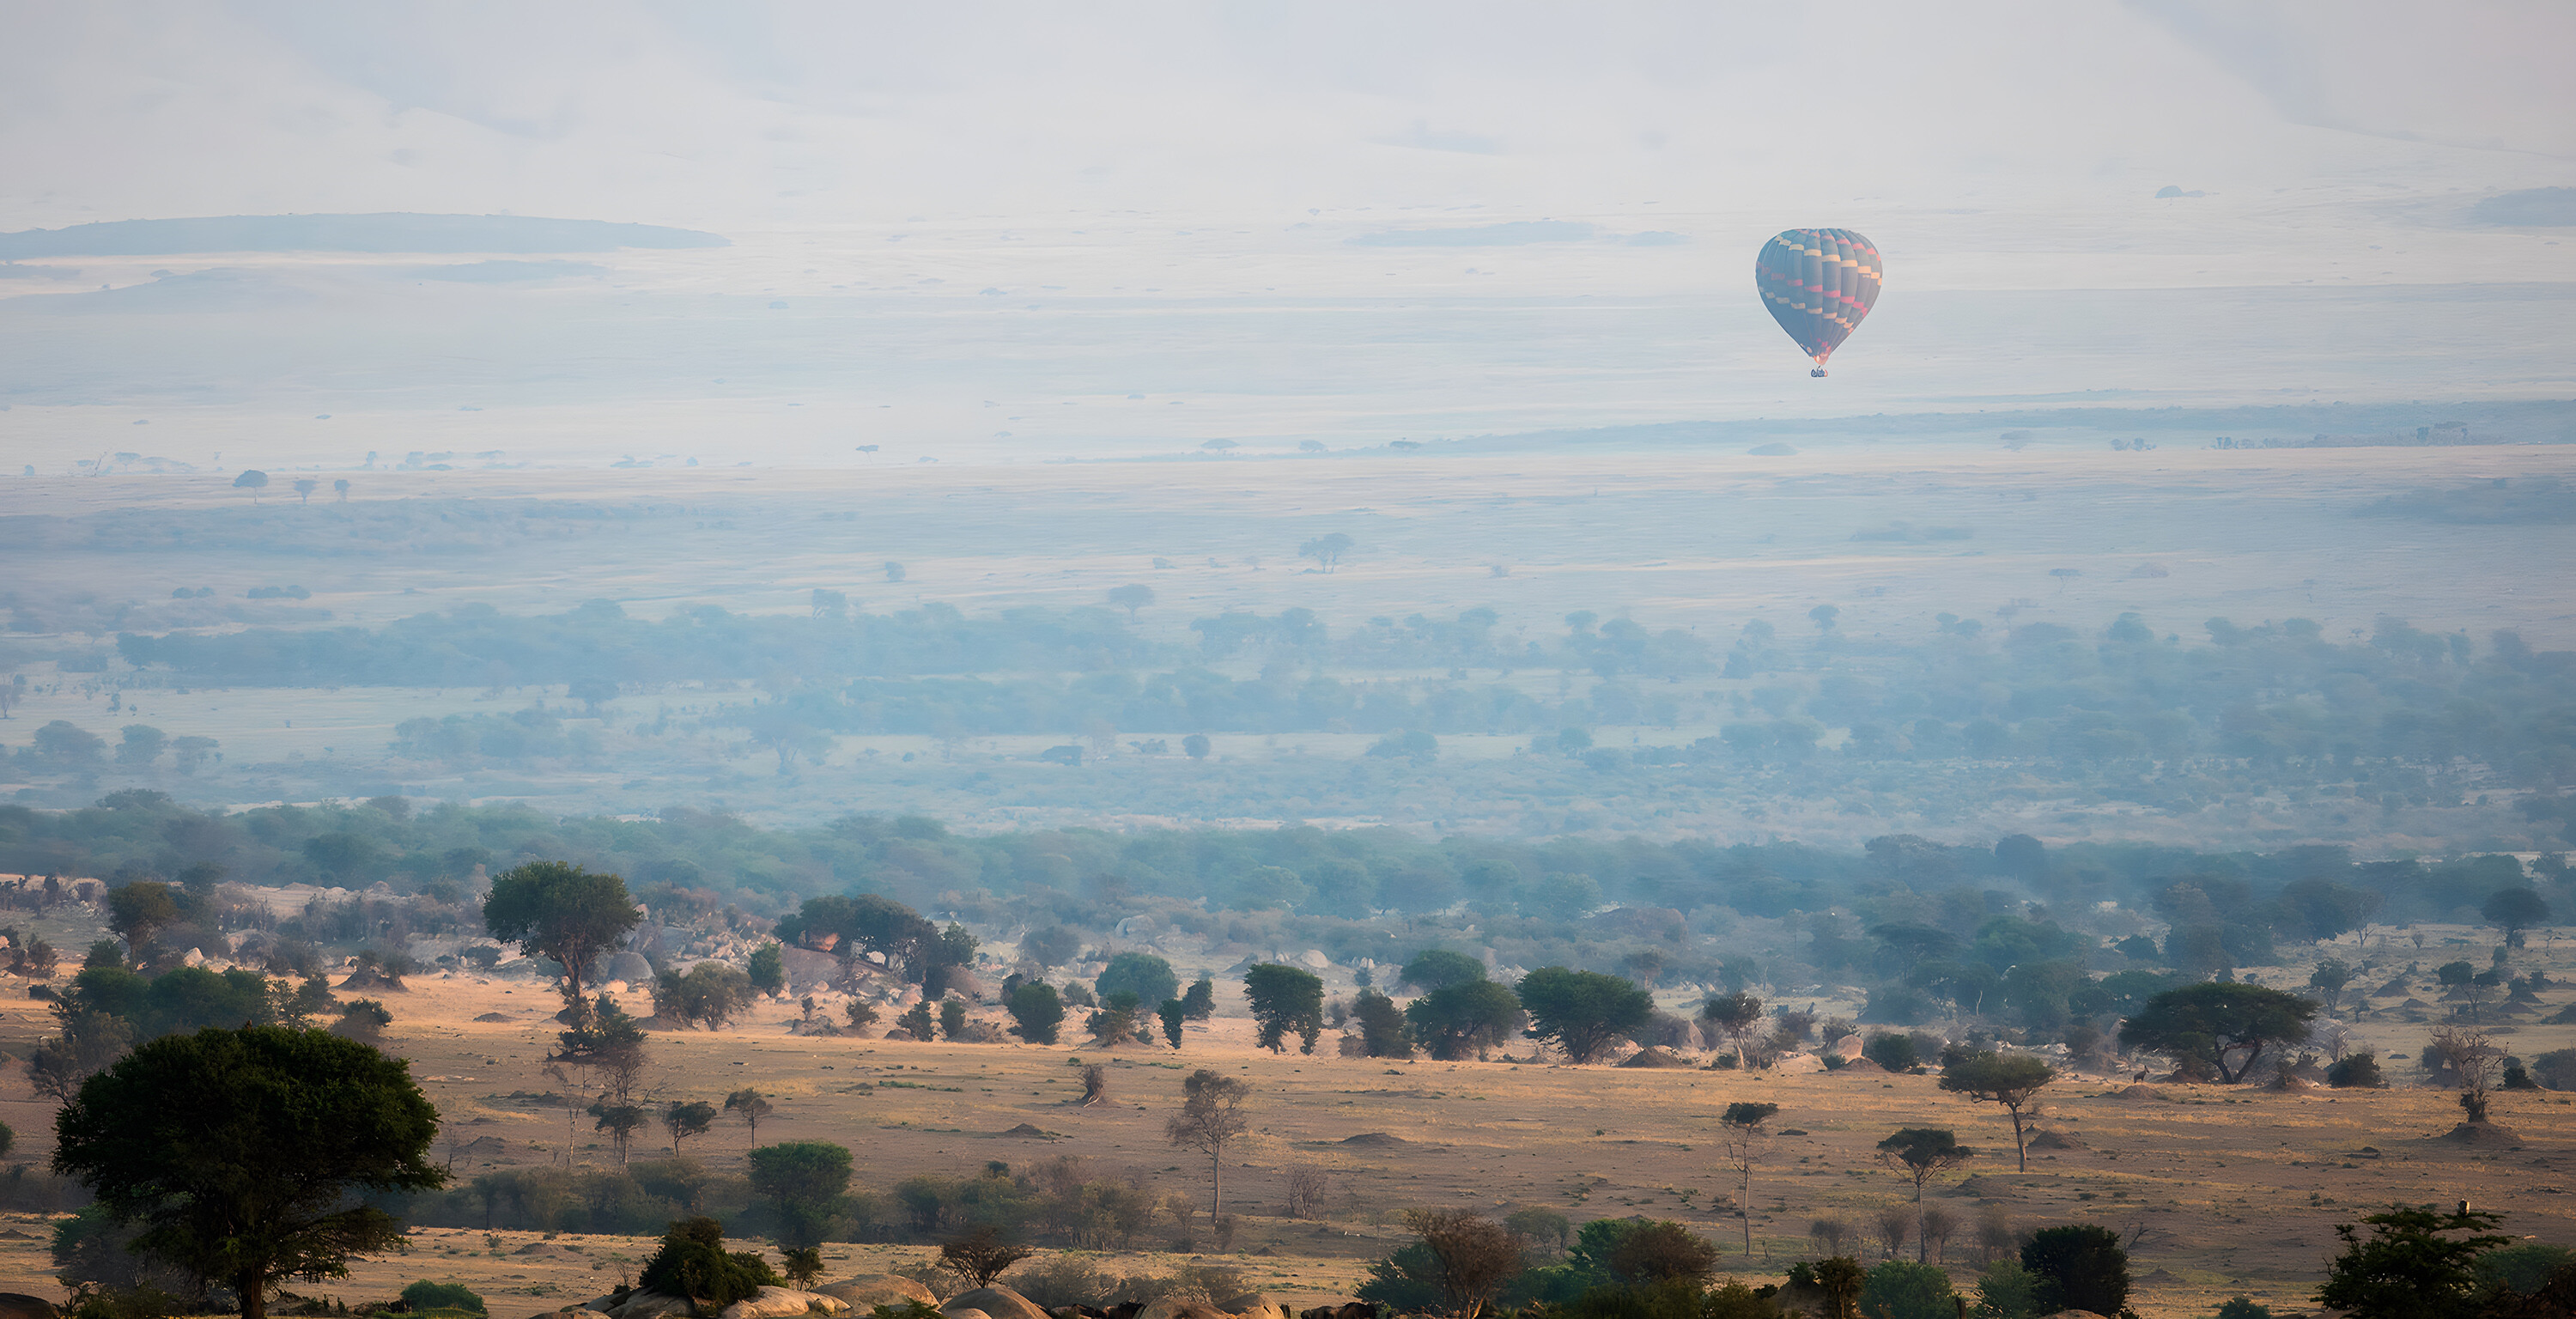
1810, 368, 1828, 378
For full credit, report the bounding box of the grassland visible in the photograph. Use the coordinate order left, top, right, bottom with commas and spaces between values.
3, 931, 2572, 1317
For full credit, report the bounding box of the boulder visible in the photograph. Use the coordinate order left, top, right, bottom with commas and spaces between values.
0, 1294, 60, 1319
593, 951, 657, 988
823, 1277, 939, 1310
607, 1294, 698, 1319
945, 1288, 1052, 1319
720, 1287, 848, 1319
1832, 1035, 1865, 1060
1136, 1300, 1228, 1319
947, 1310, 993, 1319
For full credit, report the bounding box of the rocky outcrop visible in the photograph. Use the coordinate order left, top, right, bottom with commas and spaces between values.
822, 1277, 939, 1310
944, 1288, 1050, 1319
720, 1287, 849, 1319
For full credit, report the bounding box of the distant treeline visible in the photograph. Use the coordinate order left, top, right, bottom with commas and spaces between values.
113, 600, 1712, 689
3, 792, 2555, 950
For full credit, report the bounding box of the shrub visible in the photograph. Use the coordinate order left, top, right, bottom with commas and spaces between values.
399, 1281, 487, 1316
1973, 1261, 2041, 1319
2020, 1225, 2129, 1317
2326, 1055, 2385, 1088
638, 1216, 779, 1306
2214, 1298, 2270, 1319
1864, 1033, 1921, 1073
2476, 1243, 2576, 1295
1860, 1261, 1955, 1319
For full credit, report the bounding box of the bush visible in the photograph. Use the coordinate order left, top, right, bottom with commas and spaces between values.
638, 1216, 780, 1306
399, 1281, 487, 1316
2213, 1298, 2270, 1319
1864, 1033, 1920, 1073
1097, 952, 1180, 1008
2326, 1055, 2385, 1088
2020, 1225, 2129, 1317
1973, 1261, 2041, 1319
2476, 1243, 2576, 1296
1860, 1261, 1955, 1319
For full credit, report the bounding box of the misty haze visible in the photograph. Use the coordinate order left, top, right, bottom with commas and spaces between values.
2, 7, 2574, 1319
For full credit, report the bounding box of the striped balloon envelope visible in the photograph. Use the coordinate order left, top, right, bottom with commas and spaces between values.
1754, 228, 1881, 376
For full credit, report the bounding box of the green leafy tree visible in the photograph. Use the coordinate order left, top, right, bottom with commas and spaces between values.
1158, 998, 1188, 1049
1097, 951, 1181, 1008
2117, 982, 2318, 1084
480, 861, 641, 1012
1107, 583, 1155, 621
106, 881, 187, 951
1180, 975, 1216, 1020
1353, 988, 1412, 1058
897, 1000, 936, 1041
775, 892, 934, 982
1164, 1068, 1253, 1215
748, 1141, 853, 1251
51, 1025, 445, 1319
1860, 1261, 1955, 1319
1401, 949, 1487, 992
939, 996, 969, 1041
2309, 958, 2354, 1012
1005, 982, 1065, 1044
1937, 1051, 2057, 1171
2483, 888, 2551, 947
1972, 1261, 2041, 1319
589, 1097, 648, 1164
2315, 1204, 2512, 1319
2020, 1225, 2132, 1317
746, 943, 787, 997
1407, 980, 1525, 1061
1243, 963, 1326, 1054
639, 1216, 780, 1308
1516, 966, 1653, 1064
1814, 1256, 1867, 1319
664, 1100, 717, 1153
1298, 532, 1355, 572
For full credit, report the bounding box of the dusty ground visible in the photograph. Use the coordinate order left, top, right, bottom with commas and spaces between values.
2, 953, 2570, 1317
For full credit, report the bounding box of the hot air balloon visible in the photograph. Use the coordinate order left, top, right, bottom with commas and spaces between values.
1754, 228, 1880, 376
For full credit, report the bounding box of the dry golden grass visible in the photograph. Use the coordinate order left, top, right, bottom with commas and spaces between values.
4, 966, 2570, 1318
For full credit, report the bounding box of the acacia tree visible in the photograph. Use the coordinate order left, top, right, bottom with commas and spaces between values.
481, 861, 641, 1015
1516, 967, 1653, 1064
2483, 888, 2551, 948
2117, 982, 2318, 1085
723, 1088, 774, 1144
1164, 1068, 1253, 1215
664, 1100, 716, 1153
1719, 1101, 1778, 1255
1699, 992, 1766, 1067
1937, 1051, 2057, 1171
2315, 1204, 2511, 1319
52, 1025, 445, 1319
1875, 1128, 1972, 1262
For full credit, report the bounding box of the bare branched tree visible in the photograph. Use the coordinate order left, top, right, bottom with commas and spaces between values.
1401, 1209, 1522, 1319
1163, 1068, 1253, 1216
1285, 1164, 1331, 1219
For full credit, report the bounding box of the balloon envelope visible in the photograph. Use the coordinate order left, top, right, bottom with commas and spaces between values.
1754, 228, 1881, 367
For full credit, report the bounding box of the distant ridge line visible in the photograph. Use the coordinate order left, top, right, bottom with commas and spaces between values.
1442, 398, 2576, 451
0, 213, 730, 258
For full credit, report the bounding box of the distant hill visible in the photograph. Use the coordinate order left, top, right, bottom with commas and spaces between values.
0, 213, 729, 257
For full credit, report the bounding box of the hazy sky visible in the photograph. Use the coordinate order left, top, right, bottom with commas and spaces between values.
6, 1, 2571, 232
